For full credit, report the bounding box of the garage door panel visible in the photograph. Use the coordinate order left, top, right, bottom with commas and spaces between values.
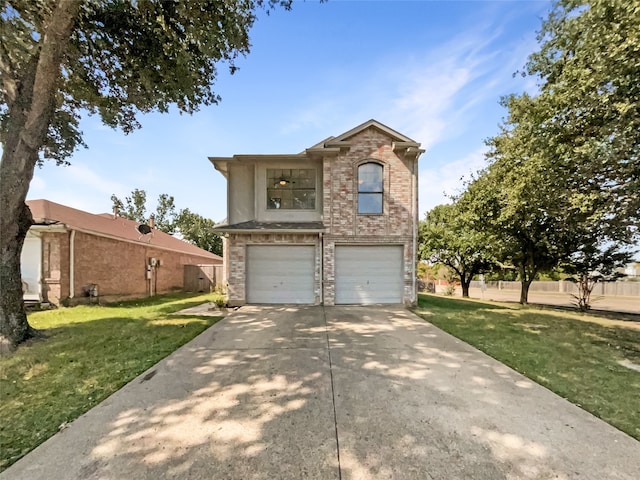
335, 246, 403, 304
247, 246, 315, 304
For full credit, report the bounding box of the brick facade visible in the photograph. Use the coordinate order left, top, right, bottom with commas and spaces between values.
216, 120, 422, 306
42, 232, 70, 305
321, 127, 417, 305
39, 230, 219, 305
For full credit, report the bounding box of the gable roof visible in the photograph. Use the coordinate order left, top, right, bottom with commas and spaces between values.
326, 119, 418, 145
27, 199, 222, 261
209, 119, 422, 170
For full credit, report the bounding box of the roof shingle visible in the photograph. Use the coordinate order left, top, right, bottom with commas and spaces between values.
27, 199, 222, 261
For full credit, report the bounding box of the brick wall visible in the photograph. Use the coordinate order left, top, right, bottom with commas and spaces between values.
324, 128, 414, 238
42, 230, 220, 305
322, 126, 417, 305
42, 232, 70, 305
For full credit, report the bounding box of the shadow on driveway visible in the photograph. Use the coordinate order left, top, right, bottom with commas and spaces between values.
2, 305, 639, 480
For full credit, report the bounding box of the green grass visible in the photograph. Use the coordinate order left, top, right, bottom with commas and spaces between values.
415, 294, 640, 440
0, 293, 221, 471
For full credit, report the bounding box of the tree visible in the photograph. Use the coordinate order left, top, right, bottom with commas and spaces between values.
175, 209, 222, 256
523, 0, 640, 229
475, 0, 640, 304
111, 190, 222, 256
110, 189, 148, 224
563, 243, 632, 311
418, 0, 639, 307
467, 104, 566, 305
1, 0, 292, 348
478, 90, 636, 305
111, 190, 177, 232
418, 203, 494, 298
154, 194, 178, 233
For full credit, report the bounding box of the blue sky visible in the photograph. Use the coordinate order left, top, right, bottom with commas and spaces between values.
27, 0, 551, 222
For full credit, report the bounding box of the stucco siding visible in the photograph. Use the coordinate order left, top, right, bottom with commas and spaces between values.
228, 163, 255, 225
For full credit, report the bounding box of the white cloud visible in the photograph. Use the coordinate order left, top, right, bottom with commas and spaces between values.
25, 164, 126, 214
418, 146, 488, 215
65, 164, 129, 198
388, 28, 517, 148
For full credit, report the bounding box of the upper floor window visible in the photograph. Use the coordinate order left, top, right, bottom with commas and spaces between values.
358, 162, 383, 214
267, 168, 316, 209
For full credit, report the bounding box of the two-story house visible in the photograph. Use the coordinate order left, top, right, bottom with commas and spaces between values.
209, 119, 424, 306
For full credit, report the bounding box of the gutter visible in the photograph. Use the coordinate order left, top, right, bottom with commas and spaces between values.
212, 226, 325, 234
319, 231, 324, 305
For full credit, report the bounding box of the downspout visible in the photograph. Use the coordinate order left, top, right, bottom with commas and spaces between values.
69, 229, 76, 298
319, 231, 323, 305
412, 156, 419, 305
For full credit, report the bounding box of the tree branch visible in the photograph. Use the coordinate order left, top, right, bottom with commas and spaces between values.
21, 0, 80, 151
0, 41, 17, 107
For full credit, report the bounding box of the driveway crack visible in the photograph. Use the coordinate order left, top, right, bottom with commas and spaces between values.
323, 305, 342, 480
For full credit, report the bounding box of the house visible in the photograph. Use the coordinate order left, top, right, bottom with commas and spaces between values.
22, 200, 222, 305
209, 119, 424, 306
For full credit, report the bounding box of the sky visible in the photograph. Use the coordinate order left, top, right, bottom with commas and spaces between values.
26, 0, 552, 223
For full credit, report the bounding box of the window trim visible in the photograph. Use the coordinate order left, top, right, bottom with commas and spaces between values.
357, 162, 384, 215
266, 168, 317, 210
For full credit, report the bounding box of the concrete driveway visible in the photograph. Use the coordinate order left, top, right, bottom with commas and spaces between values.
3, 306, 639, 480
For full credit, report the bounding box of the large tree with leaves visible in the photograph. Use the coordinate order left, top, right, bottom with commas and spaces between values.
474, 0, 640, 304
478, 93, 572, 304
477, 89, 636, 304
0, 0, 292, 348
523, 0, 640, 228
110, 189, 149, 224
419, 203, 494, 298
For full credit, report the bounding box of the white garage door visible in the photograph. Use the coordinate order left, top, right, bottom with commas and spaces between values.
335, 245, 404, 304
247, 245, 315, 304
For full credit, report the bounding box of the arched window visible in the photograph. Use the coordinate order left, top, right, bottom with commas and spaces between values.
358, 162, 383, 214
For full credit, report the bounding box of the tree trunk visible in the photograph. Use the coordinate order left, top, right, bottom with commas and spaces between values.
0, 204, 36, 350
519, 279, 532, 304
461, 279, 471, 298
0, 0, 80, 349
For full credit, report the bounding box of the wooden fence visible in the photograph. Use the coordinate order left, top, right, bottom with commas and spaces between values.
183, 264, 223, 293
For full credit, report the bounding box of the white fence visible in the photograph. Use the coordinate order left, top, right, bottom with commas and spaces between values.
469, 280, 640, 297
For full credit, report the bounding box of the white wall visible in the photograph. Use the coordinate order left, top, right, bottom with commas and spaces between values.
228, 164, 255, 224
21, 232, 42, 301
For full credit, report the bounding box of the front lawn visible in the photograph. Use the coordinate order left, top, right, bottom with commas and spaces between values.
415, 294, 640, 440
0, 293, 221, 471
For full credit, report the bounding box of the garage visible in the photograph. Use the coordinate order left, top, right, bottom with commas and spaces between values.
335, 245, 404, 304
246, 245, 316, 304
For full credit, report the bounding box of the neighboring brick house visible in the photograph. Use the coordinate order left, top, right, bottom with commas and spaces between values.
209, 119, 424, 306
21, 200, 222, 305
